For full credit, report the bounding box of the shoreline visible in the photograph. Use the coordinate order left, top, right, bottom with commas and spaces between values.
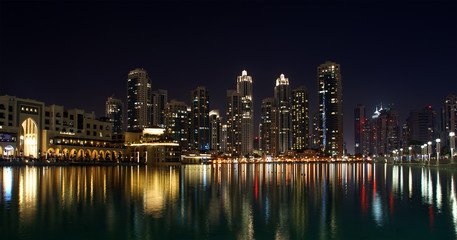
0, 159, 457, 170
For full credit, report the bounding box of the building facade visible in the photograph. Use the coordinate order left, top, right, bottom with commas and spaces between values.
152, 89, 168, 127
441, 93, 457, 147
105, 96, 124, 134
317, 61, 343, 156
260, 98, 274, 156
291, 86, 309, 151
274, 73, 291, 154
0, 95, 123, 161
237, 70, 254, 154
190, 86, 210, 151
127, 68, 152, 131
354, 104, 365, 155
405, 106, 437, 145
226, 90, 242, 155
209, 110, 222, 151
164, 100, 189, 150
371, 107, 400, 155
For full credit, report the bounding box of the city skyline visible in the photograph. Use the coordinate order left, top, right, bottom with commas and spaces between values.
1, 0, 456, 153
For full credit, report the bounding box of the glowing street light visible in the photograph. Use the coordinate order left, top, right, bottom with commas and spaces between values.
436, 138, 441, 165
400, 148, 403, 163
421, 145, 425, 162
428, 141, 432, 165
451, 132, 455, 164
408, 146, 412, 162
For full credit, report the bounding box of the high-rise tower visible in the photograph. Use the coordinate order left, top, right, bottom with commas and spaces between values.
209, 110, 222, 151
152, 89, 168, 127
291, 86, 309, 151
190, 86, 210, 151
317, 61, 343, 156
105, 96, 124, 134
165, 100, 189, 150
354, 104, 365, 155
226, 90, 242, 155
260, 98, 275, 156
441, 93, 457, 147
236, 70, 254, 154
274, 73, 291, 154
127, 68, 151, 131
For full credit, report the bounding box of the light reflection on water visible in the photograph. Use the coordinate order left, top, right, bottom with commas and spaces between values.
0, 163, 456, 239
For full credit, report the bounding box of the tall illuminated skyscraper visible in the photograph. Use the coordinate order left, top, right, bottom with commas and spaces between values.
209, 110, 222, 151
237, 70, 254, 154
260, 98, 274, 156
165, 100, 189, 150
317, 61, 343, 156
274, 73, 291, 154
291, 86, 309, 150
127, 68, 151, 131
105, 96, 124, 134
226, 90, 242, 155
190, 86, 210, 151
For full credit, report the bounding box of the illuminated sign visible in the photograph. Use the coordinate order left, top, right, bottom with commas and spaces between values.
59, 132, 75, 136
142, 128, 165, 136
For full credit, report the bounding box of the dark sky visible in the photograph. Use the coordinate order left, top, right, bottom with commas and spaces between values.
1, 0, 456, 153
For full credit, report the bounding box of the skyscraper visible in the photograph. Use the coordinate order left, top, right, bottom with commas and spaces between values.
274, 73, 291, 154
190, 86, 210, 151
354, 104, 365, 155
405, 106, 437, 144
317, 61, 343, 156
441, 93, 457, 147
226, 90, 242, 155
291, 86, 309, 151
260, 98, 274, 156
209, 110, 222, 151
127, 68, 151, 131
165, 100, 189, 150
237, 70, 254, 154
152, 89, 168, 127
105, 96, 124, 134
371, 107, 400, 155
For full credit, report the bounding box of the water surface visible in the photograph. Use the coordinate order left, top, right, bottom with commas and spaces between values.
1, 163, 456, 239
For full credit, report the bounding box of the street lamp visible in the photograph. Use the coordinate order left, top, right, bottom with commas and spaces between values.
421, 145, 425, 162
436, 138, 441, 165
408, 146, 412, 162
428, 141, 432, 164
400, 148, 403, 163
451, 132, 455, 164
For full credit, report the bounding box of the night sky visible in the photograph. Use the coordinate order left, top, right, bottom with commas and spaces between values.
1, 0, 456, 153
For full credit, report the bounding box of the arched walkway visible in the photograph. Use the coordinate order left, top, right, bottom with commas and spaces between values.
91, 150, 98, 160
77, 149, 84, 160
21, 118, 38, 158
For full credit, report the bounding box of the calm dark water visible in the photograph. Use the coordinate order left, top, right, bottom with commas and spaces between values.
1, 163, 456, 239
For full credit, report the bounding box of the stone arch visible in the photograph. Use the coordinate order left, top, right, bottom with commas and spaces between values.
91, 150, 98, 160
63, 148, 70, 160
21, 118, 38, 158
77, 149, 84, 160
70, 149, 78, 159
4, 145, 14, 158
85, 149, 91, 159
105, 150, 112, 160
99, 150, 105, 160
